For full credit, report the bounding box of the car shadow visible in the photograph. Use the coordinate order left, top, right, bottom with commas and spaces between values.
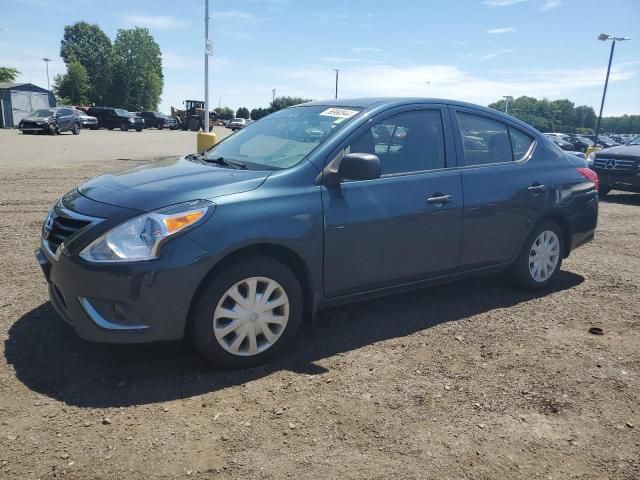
5, 271, 584, 408
600, 192, 640, 206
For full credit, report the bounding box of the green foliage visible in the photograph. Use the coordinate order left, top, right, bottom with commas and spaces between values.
0, 66, 21, 83
53, 60, 89, 104
488, 96, 639, 134
250, 107, 270, 120
59, 22, 163, 110
214, 107, 235, 120
112, 27, 163, 110
60, 22, 113, 104
270, 96, 312, 112
236, 107, 250, 119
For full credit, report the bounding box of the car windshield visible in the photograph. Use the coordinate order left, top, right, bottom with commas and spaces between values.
628, 136, 640, 145
203, 105, 362, 169
32, 109, 55, 117
232, 118, 244, 122
116, 109, 130, 117
575, 136, 594, 145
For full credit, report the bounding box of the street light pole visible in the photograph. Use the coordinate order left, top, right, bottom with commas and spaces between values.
203, 0, 211, 133
502, 95, 513, 114
272, 88, 276, 104
593, 34, 630, 146
42, 58, 51, 91
334, 68, 339, 99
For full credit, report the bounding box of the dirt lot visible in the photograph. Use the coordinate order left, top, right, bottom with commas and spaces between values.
0, 128, 639, 479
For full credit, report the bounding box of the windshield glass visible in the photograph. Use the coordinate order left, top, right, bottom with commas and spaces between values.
204, 105, 362, 169
116, 109, 131, 117
629, 136, 640, 145
32, 109, 55, 117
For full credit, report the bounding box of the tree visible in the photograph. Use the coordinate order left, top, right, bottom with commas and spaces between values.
112, 27, 163, 110
60, 22, 114, 104
250, 107, 270, 120
270, 96, 312, 112
236, 107, 250, 119
214, 107, 235, 120
0, 67, 20, 83
53, 60, 89, 104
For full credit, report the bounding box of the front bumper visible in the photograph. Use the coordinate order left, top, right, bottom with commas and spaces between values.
19, 124, 49, 132
34, 195, 214, 344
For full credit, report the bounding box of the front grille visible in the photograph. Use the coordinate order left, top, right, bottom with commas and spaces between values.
44, 210, 92, 255
21, 121, 41, 128
593, 157, 637, 172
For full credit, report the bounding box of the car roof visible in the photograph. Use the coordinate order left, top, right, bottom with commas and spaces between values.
298, 97, 538, 133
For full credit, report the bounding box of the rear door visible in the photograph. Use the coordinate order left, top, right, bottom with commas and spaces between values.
322, 106, 463, 297
449, 107, 546, 268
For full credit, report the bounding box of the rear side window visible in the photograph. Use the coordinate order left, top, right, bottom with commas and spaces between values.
457, 112, 536, 166
509, 127, 535, 160
347, 109, 446, 175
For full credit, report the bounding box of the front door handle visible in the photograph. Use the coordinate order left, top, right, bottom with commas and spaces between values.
426, 194, 453, 205
528, 183, 545, 193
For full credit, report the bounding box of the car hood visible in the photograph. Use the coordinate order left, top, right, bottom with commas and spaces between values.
598, 145, 640, 157
23, 115, 52, 122
78, 156, 271, 211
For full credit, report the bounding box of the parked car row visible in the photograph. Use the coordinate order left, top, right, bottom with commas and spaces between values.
545, 132, 638, 153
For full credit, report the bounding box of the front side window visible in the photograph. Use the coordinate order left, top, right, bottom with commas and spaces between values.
203, 105, 362, 169
457, 112, 535, 166
347, 109, 446, 175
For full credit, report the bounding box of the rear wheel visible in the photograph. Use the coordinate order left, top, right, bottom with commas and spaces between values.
189, 256, 303, 368
512, 220, 563, 291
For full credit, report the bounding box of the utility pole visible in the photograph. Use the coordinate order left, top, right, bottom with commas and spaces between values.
272, 88, 276, 104
502, 95, 513, 114
203, 0, 211, 132
593, 34, 630, 146
42, 58, 51, 91
334, 68, 339, 99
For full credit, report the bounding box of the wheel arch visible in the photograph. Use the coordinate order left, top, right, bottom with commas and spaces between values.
187, 243, 316, 333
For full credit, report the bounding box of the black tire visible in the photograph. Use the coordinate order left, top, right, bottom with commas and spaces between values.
189, 256, 303, 369
512, 220, 564, 291
599, 186, 612, 196
121, 122, 129, 131
108, 127, 113, 131
158, 124, 164, 130
188, 118, 200, 132
48, 123, 57, 135
135, 127, 142, 132
72, 123, 80, 135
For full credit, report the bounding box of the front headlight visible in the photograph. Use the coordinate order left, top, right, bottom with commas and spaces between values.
587, 152, 596, 166
79, 200, 214, 263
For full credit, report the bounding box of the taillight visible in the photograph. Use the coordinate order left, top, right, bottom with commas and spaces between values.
577, 167, 599, 191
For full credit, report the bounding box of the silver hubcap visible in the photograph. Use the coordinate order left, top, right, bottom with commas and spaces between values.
529, 230, 560, 283
213, 277, 289, 357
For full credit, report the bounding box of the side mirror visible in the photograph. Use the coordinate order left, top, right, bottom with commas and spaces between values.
318, 151, 381, 185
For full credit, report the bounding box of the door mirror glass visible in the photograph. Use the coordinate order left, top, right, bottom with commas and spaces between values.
338, 153, 381, 181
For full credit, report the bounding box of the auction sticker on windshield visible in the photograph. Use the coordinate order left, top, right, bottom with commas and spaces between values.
319, 108, 359, 119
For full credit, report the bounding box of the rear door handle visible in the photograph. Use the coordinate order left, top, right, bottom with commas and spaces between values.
426, 194, 453, 205
528, 183, 545, 193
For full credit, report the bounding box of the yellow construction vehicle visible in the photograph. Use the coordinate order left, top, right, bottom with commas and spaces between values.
171, 100, 217, 131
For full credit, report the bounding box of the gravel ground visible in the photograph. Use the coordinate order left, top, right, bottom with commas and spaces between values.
0, 129, 639, 479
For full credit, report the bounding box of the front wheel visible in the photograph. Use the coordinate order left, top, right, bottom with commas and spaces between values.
72, 123, 80, 135
135, 127, 142, 132
512, 220, 564, 291
189, 256, 303, 369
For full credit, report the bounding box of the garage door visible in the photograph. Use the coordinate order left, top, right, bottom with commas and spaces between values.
11, 90, 51, 125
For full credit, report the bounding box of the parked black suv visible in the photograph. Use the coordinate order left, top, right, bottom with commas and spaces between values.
566, 135, 595, 153
18, 107, 81, 135
86, 107, 144, 132
140, 111, 168, 129
590, 135, 640, 195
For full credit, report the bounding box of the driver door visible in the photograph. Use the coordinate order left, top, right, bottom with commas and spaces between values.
322, 107, 463, 297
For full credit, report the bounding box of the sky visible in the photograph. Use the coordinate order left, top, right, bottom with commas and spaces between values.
1, 0, 639, 116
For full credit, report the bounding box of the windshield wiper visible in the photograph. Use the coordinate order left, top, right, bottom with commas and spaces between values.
202, 156, 247, 170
